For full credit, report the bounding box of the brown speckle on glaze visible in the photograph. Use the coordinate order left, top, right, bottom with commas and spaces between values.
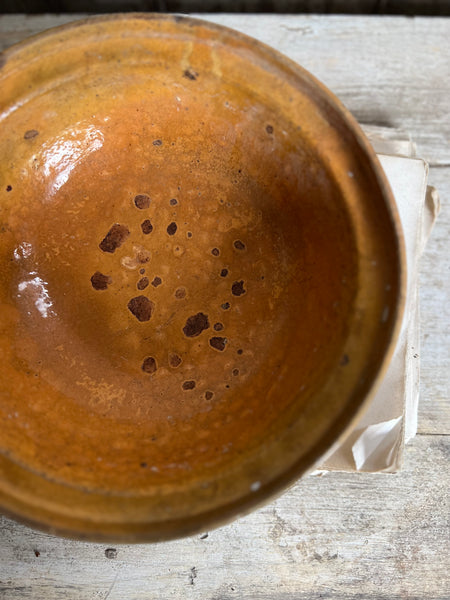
151, 276, 162, 288
169, 353, 182, 368
90, 271, 112, 291
231, 280, 246, 296
167, 222, 177, 236
183, 68, 198, 81
170, 198, 178, 206
183, 312, 210, 337
175, 287, 186, 299
24, 129, 39, 139
205, 391, 214, 400
141, 219, 153, 234
213, 322, 224, 332
127, 296, 154, 322
134, 194, 150, 209
209, 337, 227, 352
137, 276, 149, 290
266, 124, 274, 134
142, 356, 157, 374
221, 302, 230, 310
135, 247, 151, 264
182, 380, 196, 390
340, 354, 350, 366
233, 240, 246, 251
99, 224, 130, 253
6, 185, 12, 192
211, 247, 220, 256
153, 139, 163, 146
220, 268, 228, 278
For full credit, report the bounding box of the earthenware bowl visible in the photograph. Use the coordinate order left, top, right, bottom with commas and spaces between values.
0, 14, 404, 541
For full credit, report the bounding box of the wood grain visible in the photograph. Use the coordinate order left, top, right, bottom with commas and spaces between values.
0, 14, 449, 599
0, 434, 448, 599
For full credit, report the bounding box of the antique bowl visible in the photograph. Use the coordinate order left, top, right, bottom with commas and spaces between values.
0, 15, 404, 541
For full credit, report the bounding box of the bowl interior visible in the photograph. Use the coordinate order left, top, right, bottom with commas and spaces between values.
0, 15, 402, 540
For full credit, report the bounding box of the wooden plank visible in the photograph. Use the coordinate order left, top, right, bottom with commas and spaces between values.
418, 166, 450, 434
0, 15, 448, 599
0, 434, 448, 600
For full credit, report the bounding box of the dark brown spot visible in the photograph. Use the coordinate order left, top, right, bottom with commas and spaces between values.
209, 337, 227, 352
105, 549, 117, 559
34, 550, 40, 557
142, 356, 157, 374
183, 312, 210, 337
232, 368, 239, 376
170, 198, 178, 206
99, 224, 130, 253
141, 219, 153, 234
183, 68, 198, 81
90, 271, 112, 291
151, 276, 162, 288
167, 222, 177, 235
127, 296, 154, 322
233, 240, 245, 251
137, 276, 149, 290
266, 124, 274, 134
187, 231, 193, 238
134, 194, 150, 209
153, 139, 163, 146
140, 462, 147, 468
231, 280, 246, 296
169, 353, 182, 368
213, 322, 224, 332
175, 287, 186, 299
136, 248, 151, 264
340, 354, 350, 366
6, 185, 12, 192
205, 391, 214, 400
211, 247, 220, 257
237, 349, 243, 355
182, 380, 196, 390
221, 302, 230, 310
24, 129, 39, 139
220, 268, 228, 277
140, 268, 145, 275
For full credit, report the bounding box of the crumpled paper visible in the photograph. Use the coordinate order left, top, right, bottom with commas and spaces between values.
316, 127, 440, 473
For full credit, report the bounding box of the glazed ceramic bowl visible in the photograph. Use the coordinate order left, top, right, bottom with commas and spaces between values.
0, 15, 404, 541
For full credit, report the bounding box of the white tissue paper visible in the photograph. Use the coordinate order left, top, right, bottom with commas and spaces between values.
316, 126, 440, 473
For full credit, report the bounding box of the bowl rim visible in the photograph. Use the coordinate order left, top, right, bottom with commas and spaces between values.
0, 12, 406, 542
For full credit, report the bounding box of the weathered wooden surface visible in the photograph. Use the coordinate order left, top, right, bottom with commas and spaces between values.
0, 435, 448, 599
0, 14, 449, 599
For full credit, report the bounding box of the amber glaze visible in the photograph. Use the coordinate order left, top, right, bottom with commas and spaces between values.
0, 14, 404, 541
